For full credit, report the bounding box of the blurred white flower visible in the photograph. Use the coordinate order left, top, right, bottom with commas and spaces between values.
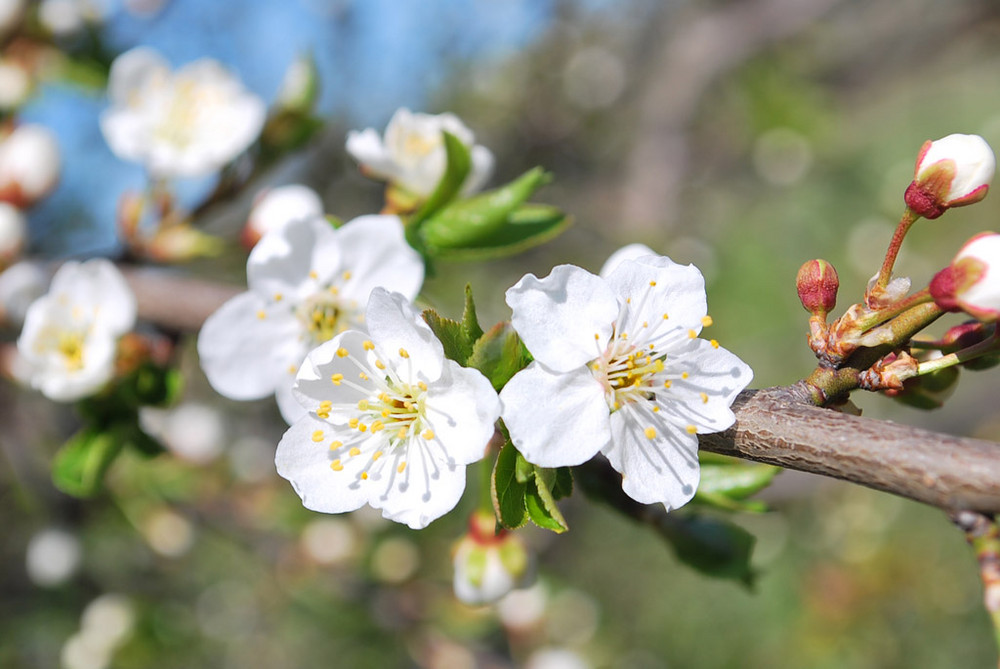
243, 184, 323, 247
0, 260, 46, 325
39, 0, 85, 36
0, 201, 25, 269
452, 512, 531, 605
140, 402, 227, 463
347, 108, 494, 199
0, 124, 61, 208
25, 527, 81, 587
198, 215, 423, 424
0, 59, 30, 109
100, 47, 265, 178
17, 259, 135, 401
0, 0, 24, 38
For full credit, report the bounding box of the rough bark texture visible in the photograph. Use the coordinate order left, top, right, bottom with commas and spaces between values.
701, 383, 1000, 513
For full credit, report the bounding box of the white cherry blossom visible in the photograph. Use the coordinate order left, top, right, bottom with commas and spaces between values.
930, 231, 1000, 322
0, 124, 61, 207
17, 259, 136, 401
275, 289, 501, 529
243, 184, 323, 247
906, 133, 995, 218
346, 107, 494, 199
100, 47, 265, 178
500, 251, 753, 510
198, 215, 423, 424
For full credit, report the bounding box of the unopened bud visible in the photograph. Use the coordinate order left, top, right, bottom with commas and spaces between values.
0, 124, 60, 208
242, 184, 323, 248
904, 134, 994, 219
452, 511, 532, 606
930, 232, 1000, 322
796, 259, 839, 316
275, 53, 319, 113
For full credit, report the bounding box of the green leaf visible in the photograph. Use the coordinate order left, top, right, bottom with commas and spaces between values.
466, 322, 532, 391
461, 284, 484, 343
527, 466, 569, 533
422, 309, 475, 366
659, 515, 757, 587
551, 467, 573, 500
52, 428, 125, 498
409, 130, 472, 226
491, 440, 528, 529
697, 461, 779, 500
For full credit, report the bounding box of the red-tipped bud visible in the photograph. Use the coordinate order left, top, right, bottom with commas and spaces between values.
930, 232, 1000, 322
796, 259, 839, 316
904, 134, 994, 219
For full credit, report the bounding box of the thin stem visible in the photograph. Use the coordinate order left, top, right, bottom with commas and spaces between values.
949, 511, 1000, 665
872, 208, 919, 292
917, 329, 1000, 376
854, 288, 933, 332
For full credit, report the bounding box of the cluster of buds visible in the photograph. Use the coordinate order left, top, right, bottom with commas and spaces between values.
797, 134, 1000, 406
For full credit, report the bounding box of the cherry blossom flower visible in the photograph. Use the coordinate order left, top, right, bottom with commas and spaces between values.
100, 47, 265, 178
275, 288, 501, 529
346, 108, 494, 199
17, 259, 136, 401
0, 201, 25, 269
0, 124, 61, 208
453, 511, 531, 605
930, 232, 1000, 322
905, 133, 995, 219
242, 184, 323, 248
500, 250, 753, 510
198, 215, 423, 424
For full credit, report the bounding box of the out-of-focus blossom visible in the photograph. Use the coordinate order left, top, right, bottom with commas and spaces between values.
139, 402, 227, 463
274, 53, 319, 112
0, 0, 24, 38
0, 260, 46, 325
501, 248, 753, 511
905, 133, 995, 219
0, 201, 25, 269
930, 232, 1000, 322
0, 59, 30, 110
39, 0, 86, 36
25, 527, 81, 587
453, 511, 532, 605
17, 259, 135, 401
242, 184, 323, 248
275, 289, 501, 529
347, 108, 494, 200
0, 124, 60, 208
100, 47, 266, 178
198, 215, 423, 424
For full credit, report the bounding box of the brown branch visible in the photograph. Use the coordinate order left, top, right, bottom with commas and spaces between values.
117, 268, 1000, 514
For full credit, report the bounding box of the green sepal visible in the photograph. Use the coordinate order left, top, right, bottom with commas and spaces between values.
423, 309, 474, 366
491, 439, 529, 530
52, 428, 125, 498
408, 130, 472, 227
693, 457, 779, 512
461, 284, 484, 342
420, 168, 569, 259
466, 322, 532, 391
525, 466, 569, 533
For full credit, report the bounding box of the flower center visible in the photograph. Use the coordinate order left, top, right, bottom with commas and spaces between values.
591, 336, 664, 411
295, 291, 359, 346
57, 331, 85, 371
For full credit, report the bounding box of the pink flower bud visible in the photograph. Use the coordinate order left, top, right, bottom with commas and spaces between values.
930, 232, 1000, 322
796, 259, 839, 316
0, 124, 60, 208
452, 512, 531, 606
904, 134, 994, 219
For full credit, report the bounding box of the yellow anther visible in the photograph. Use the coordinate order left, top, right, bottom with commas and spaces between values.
381, 409, 390, 418
331, 373, 343, 385
418, 381, 428, 391
652, 406, 660, 412
662, 313, 669, 320
375, 360, 385, 370
256, 310, 266, 320
397, 427, 408, 439
594, 333, 600, 340
359, 372, 369, 381
309, 270, 318, 279
329, 286, 339, 296
398, 348, 410, 359
379, 392, 391, 403
642, 321, 648, 328
710, 339, 720, 349
682, 372, 689, 379
358, 399, 369, 410
702, 315, 713, 327
336, 347, 348, 357
320, 400, 332, 408
621, 332, 628, 340
422, 429, 435, 440
363, 340, 375, 351
311, 430, 324, 442
348, 418, 359, 428
685, 424, 698, 435
397, 462, 407, 473
343, 270, 352, 281
626, 297, 632, 304
358, 424, 368, 432
317, 411, 329, 419
360, 472, 368, 480
274, 293, 283, 302
654, 359, 664, 372
403, 401, 413, 410
288, 365, 298, 375
650, 280, 657, 287
688, 329, 697, 339
330, 459, 343, 471
649, 344, 655, 350
644, 427, 656, 439
329, 440, 343, 450
372, 450, 384, 461
663, 380, 672, 388
371, 421, 385, 433
700, 392, 709, 404
349, 447, 361, 456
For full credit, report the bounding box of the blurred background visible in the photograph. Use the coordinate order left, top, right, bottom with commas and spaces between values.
3, 0, 1000, 666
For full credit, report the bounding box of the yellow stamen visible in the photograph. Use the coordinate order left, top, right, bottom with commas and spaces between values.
371, 421, 385, 433
360, 472, 368, 480
649, 280, 657, 287
682, 372, 689, 379
372, 451, 383, 461
330, 459, 343, 471
700, 392, 709, 404
359, 372, 369, 380
662, 313, 669, 320
329, 441, 343, 450
397, 462, 407, 473
701, 315, 713, 327
363, 340, 375, 351
349, 447, 361, 457
256, 310, 266, 320
336, 347, 348, 357
274, 293, 283, 302
686, 424, 697, 434
375, 360, 385, 370
357, 399, 369, 410
422, 429, 435, 440
343, 270, 352, 281
331, 373, 343, 385
710, 339, 719, 349
309, 270, 318, 279
663, 380, 672, 388
348, 418, 359, 428
418, 381, 428, 391
311, 430, 324, 442
398, 348, 409, 359
644, 427, 656, 439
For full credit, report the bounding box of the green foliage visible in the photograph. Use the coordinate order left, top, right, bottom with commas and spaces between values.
409, 130, 472, 227
694, 454, 779, 512
658, 514, 758, 587
492, 437, 572, 533
52, 428, 125, 498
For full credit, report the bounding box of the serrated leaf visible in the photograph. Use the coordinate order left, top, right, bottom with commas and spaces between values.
461, 284, 484, 342
466, 322, 532, 391
52, 428, 124, 498
525, 478, 568, 533
514, 450, 535, 484
409, 130, 472, 226
491, 440, 528, 529
422, 308, 475, 365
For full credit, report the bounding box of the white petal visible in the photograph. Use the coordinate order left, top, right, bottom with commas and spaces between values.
107, 46, 169, 105
275, 415, 368, 514
246, 216, 343, 299
604, 408, 699, 510
334, 215, 424, 302
500, 362, 609, 467
364, 288, 444, 382
50, 259, 136, 335
605, 256, 707, 346
375, 446, 467, 529
506, 265, 618, 372
422, 360, 500, 466
292, 331, 377, 417
197, 291, 301, 400
275, 376, 307, 425
599, 243, 657, 278
345, 127, 398, 180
